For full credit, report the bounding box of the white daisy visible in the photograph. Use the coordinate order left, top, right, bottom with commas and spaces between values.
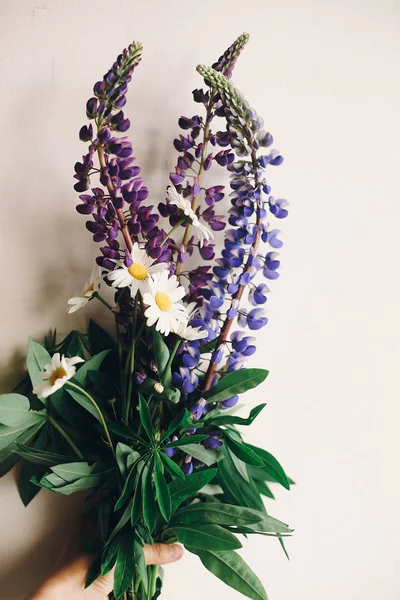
33, 353, 84, 399
67, 265, 102, 314
173, 301, 208, 340
166, 186, 214, 247
108, 243, 167, 298
143, 271, 188, 336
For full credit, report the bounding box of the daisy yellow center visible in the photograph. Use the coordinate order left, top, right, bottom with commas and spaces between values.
155, 292, 173, 312
128, 263, 148, 280
49, 367, 67, 386
85, 283, 95, 295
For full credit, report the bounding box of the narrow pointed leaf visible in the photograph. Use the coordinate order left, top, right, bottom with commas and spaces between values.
203, 368, 269, 404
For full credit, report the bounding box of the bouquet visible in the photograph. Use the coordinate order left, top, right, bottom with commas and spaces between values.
0, 33, 293, 600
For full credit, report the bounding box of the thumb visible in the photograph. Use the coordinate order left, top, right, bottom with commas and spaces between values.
144, 543, 184, 565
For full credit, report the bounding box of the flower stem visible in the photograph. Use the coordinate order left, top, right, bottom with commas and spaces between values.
65, 381, 115, 457
162, 338, 181, 385
48, 416, 84, 460
125, 298, 138, 423
147, 565, 158, 600
175, 95, 214, 276
93, 292, 113, 311
97, 145, 133, 251
160, 218, 185, 246
201, 145, 262, 393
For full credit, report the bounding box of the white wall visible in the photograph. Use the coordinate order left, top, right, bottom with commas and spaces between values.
0, 1, 399, 598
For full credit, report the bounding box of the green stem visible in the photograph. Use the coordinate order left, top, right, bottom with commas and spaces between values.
65, 381, 115, 457
147, 565, 158, 600
48, 416, 84, 460
125, 298, 138, 423
160, 218, 185, 246
162, 338, 181, 385
93, 292, 113, 311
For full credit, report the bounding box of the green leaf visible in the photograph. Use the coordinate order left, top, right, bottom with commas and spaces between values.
232, 513, 293, 535
246, 445, 290, 490
73, 350, 110, 386
199, 338, 218, 354
160, 409, 188, 443
190, 549, 268, 600
223, 432, 264, 466
85, 554, 102, 588
0, 424, 35, 451
152, 329, 171, 388
181, 443, 221, 466
154, 454, 171, 521
218, 448, 264, 511
278, 536, 290, 560
168, 468, 217, 512
18, 460, 46, 506
172, 523, 241, 551
15, 445, 76, 467
204, 369, 269, 404
88, 319, 116, 354
114, 456, 144, 511
206, 403, 267, 427
174, 503, 264, 527
87, 370, 119, 399
26, 339, 51, 394
159, 451, 185, 480
116, 443, 140, 478
0, 394, 45, 427
164, 434, 208, 448
0, 421, 45, 475
138, 394, 154, 441
139, 377, 180, 404
64, 385, 102, 423
107, 421, 149, 447
142, 459, 156, 533
51, 462, 94, 482
113, 534, 135, 599
131, 464, 145, 526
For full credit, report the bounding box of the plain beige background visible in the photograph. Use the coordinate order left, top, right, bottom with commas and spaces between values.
0, 0, 399, 599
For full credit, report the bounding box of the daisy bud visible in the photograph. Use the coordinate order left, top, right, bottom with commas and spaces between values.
153, 382, 164, 394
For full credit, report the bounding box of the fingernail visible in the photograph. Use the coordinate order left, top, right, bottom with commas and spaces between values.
171, 544, 183, 559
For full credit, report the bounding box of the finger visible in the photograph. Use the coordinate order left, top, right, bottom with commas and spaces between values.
143, 543, 183, 565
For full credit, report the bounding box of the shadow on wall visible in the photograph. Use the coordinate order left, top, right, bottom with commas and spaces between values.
0, 467, 85, 600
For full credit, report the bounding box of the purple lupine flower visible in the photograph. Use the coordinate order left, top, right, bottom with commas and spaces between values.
203, 436, 223, 450
181, 456, 194, 475
221, 394, 239, 409
190, 398, 207, 421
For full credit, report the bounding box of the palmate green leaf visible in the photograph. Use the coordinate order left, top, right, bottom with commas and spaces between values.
181, 443, 221, 466
0, 421, 46, 477
160, 451, 185, 480
0, 394, 46, 428
246, 444, 290, 490
87, 370, 119, 399
64, 385, 103, 423
163, 434, 208, 448
18, 459, 46, 506
107, 421, 149, 447
160, 409, 190, 443
154, 454, 171, 521
218, 448, 265, 511
51, 461, 94, 482
73, 350, 110, 386
115, 455, 145, 511
171, 523, 241, 551
15, 444, 76, 467
142, 459, 156, 533
189, 548, 267, 600
113, 533, 135, 599
0, 424, 36, 451
116, 442, 140, 478
26, 339, 51, 394
88, 319, 116, 354
138, 394, 154, 441
205, 403, 267, 427
203, 368, 269, 404
151, 329, 171, 388
168, 468, 217, 512
222, 431, 264, 467
133, 539, 148, 593
173, 502, 264, 527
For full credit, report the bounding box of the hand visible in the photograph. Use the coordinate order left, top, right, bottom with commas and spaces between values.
28, 543, 183, 600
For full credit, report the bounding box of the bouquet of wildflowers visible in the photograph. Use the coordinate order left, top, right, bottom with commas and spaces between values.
0, 33, 293, 600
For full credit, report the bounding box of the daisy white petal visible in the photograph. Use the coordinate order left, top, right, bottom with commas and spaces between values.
32, 354, 85, 399
143, 271, 189, 336
67, 265, 102, 314
166, 187, 214, 247
107, 243, 167, 298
